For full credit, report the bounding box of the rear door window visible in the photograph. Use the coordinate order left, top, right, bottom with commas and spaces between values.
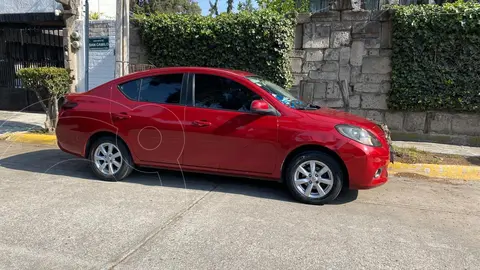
139, 74, 183, 104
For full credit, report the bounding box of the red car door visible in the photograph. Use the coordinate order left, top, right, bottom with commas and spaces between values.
110, 72, 186, 165
183, 73, 279, 175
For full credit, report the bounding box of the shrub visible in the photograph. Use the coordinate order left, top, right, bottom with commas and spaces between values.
389, 1, 480, 112
17, 67, 73, 132
134, 10, 296, 88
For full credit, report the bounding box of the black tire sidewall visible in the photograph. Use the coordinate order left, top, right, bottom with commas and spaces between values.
286, 151, 343, 205
89, 136, 133, 181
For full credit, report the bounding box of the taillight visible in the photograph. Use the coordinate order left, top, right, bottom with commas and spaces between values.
61, 97, 77, 109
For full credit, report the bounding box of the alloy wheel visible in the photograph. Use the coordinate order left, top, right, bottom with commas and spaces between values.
94, 142, 123, 176
294, 160, 334, 199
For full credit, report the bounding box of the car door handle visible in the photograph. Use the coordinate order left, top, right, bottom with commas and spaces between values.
112, 112, 131, 121
192, 120, 211, 127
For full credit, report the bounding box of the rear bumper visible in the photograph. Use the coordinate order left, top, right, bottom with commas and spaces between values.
55, 120, 87, 158
56, 136, 84, 158
337, 140, 390, 190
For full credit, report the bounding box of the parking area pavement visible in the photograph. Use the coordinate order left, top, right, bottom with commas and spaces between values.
0, 141, 479, 270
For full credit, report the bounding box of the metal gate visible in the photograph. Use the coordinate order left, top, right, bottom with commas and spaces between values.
0, 27, 64, 111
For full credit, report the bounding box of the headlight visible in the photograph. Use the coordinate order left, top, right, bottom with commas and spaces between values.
335, 124, 382, 147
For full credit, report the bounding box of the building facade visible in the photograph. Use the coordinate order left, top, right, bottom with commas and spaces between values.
0, 0, 65, 111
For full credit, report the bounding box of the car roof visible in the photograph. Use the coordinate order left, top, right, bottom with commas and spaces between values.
125, 66, 255, 79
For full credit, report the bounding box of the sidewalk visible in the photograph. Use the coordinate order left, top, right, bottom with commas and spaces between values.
392, 141, 480, 157
0, 111, 44, 135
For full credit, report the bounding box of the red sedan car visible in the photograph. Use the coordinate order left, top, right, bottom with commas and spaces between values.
56, 67, 390, 204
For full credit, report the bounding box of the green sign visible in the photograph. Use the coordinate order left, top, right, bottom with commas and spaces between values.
89, 37, 109, 50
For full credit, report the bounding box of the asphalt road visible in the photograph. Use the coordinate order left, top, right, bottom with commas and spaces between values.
0, 141, 479, 270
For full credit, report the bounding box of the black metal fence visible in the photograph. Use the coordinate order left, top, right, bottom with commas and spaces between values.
0, 27, 64, 111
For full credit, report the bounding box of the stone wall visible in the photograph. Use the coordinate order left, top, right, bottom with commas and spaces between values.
292, 10, 392, 120
129, 27, 149, 67
292, 11, 480, 139
387, 112, 480, 137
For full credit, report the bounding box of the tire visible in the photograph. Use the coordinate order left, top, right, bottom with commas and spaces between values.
89, 136, 133, 181
285, 151, 344, 205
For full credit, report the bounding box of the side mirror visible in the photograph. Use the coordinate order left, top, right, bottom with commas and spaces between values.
250, 100, 276, 115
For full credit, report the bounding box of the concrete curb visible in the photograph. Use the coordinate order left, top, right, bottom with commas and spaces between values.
0, 132, 57, 145
389, 162, 480, 181
1, 132, 478, 181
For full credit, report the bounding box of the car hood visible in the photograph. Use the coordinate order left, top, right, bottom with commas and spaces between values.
301, 108, 378, 130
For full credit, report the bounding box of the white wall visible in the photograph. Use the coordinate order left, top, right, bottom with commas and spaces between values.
88, 20, 116, 90
75, 19, 116, 92
89, 0, 116, 20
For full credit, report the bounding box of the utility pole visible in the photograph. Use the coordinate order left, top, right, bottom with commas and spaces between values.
115, 0, 123, 78
115, 0, 129, 78
84, 0, 89, 91
123, 0, 129, 76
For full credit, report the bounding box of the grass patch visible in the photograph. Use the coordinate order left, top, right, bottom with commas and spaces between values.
393, 146, 480, 166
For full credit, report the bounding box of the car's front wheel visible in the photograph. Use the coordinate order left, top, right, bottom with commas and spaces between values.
89, 136, 133, 181
285, 151, 344, 205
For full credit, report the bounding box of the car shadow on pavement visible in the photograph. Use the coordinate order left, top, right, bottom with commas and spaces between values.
0, 148, 358, 205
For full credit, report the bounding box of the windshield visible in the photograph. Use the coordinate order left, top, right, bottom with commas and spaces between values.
246, 76, 309, 109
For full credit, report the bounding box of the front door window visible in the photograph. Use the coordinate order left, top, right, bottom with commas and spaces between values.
194, 74, 261, 112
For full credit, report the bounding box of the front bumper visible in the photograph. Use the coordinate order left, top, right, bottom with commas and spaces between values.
337, 140, 391, 190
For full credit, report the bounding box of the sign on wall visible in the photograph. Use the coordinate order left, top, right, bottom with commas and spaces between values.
89, 37, 109, 50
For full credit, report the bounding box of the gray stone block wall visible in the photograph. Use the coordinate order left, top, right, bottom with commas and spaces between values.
384, 111, 480, 137
294, 10, 392, 113
292, 11, 480, 137
129, 27, 149, 66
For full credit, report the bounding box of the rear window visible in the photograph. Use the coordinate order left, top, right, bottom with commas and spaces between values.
118, 79, 141, 101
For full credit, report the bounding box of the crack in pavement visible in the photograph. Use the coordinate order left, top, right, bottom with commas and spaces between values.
98, 184, 219, 270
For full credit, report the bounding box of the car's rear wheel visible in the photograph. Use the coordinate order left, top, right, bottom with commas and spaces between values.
89, 136, 133, 181
285, 151, 343, 205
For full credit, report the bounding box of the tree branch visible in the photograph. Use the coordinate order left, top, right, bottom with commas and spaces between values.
33, 90, 48, 114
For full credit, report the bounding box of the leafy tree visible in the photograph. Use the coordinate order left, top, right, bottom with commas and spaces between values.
237, 0, 255, 11
227, 0, 234, 12
131, 0, 201, 14
209, 0, 219, 16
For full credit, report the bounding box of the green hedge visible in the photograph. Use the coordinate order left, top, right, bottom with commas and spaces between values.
389, 1, 480, 112
134, 10, 296, 88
